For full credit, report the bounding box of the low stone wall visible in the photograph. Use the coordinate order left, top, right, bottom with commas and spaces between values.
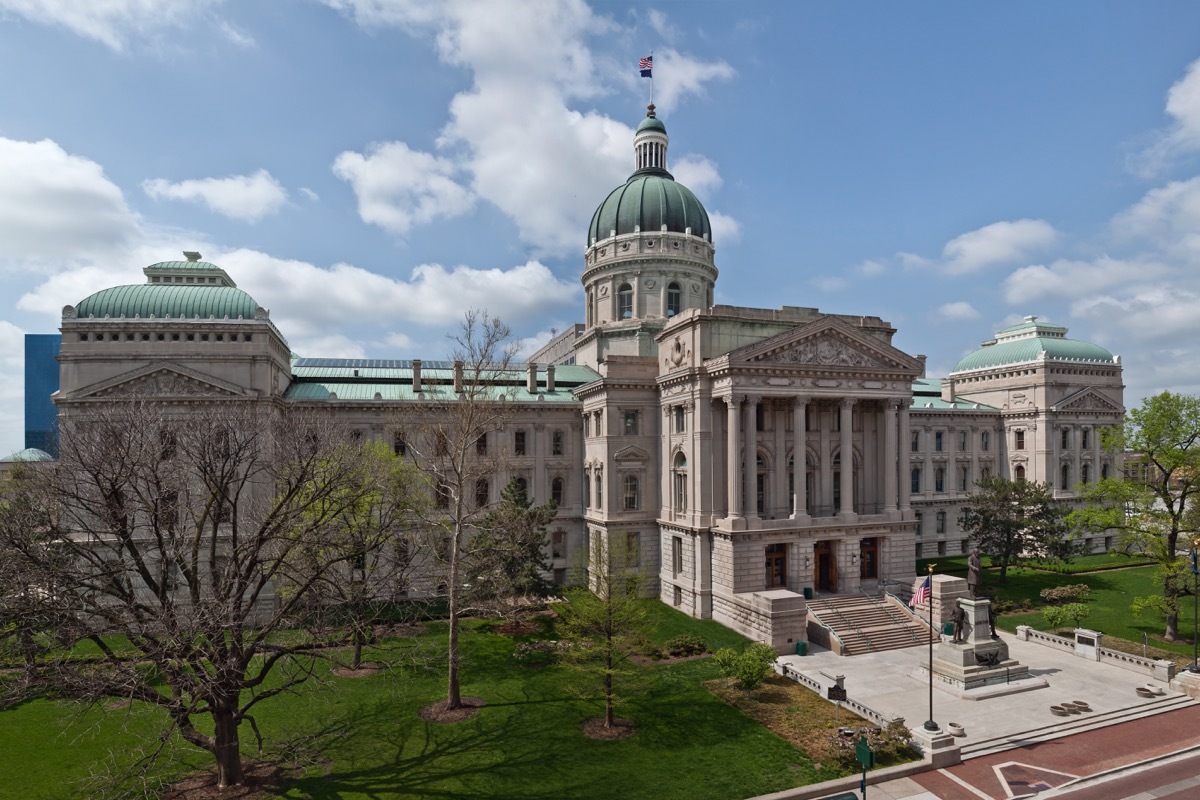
1015, 625, 1176, 681
713, 588, 807, 654
775, 662, 903, 728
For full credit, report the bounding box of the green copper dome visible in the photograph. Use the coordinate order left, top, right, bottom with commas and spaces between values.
588, 170, 712, 245
637, 115, 667, 134
952, 317, 1115, 373
72, 254, 263, 320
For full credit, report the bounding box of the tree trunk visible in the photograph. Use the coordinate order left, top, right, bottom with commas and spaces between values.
213, 705, 245, 788
352, 628, 364, 670
447, 523, 462, 710
1165, 610, 1179, 641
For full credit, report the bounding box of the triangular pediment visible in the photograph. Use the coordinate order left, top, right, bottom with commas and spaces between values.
71, 362, 252, 400
613, 445, 650, 463
731, 317, 922, 373
1055, 386, 1124, 414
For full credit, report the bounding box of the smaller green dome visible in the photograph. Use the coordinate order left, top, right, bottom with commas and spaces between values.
75, 284, 261, 320
952, 317, 1115, 373
1, 448, 54, 463
637, 115, 667, 134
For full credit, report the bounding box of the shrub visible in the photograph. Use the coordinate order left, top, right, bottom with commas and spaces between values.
713, 642, 778, 690
1039, 584, 1090, 605
827, 720, 914, 768
989, 597, 1033, 615
1042, 602, 1091, 631
512, 639, 568, 665
664, 634, 707, 657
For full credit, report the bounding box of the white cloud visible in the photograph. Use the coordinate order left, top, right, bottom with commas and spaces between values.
299, 187, 319, 202
1071, 284, 1200, 343
936, 302, 980, 321
651, 47, 735, 111
708, 211, 741, 245
289, 333, 366, 361
17, 263, 145, 316
1128, 57, 1200, 177
214, 249, 579, 337
671, 155, 722, 197
647, 9, 674, 42
857, 259, 887, 277
142, 169, 288, 223
1111, 176, 1200, 256
811, 276, 846, 292
1002, 256, 1169, 305
327, 1, 733, 256
0, 0, 220, 51
217, 19, 254, 48
940, 219, 1058, 275
0, 137, 140, 265
332, 142, 474, 234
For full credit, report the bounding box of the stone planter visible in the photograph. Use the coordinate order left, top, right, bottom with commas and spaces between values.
947, 722, 965, 736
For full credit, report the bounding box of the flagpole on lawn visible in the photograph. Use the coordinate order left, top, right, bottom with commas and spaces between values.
923, 562, 939, 732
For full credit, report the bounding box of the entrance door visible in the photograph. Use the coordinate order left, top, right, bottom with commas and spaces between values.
859, 537, 878, 580
815, 540, 837, 593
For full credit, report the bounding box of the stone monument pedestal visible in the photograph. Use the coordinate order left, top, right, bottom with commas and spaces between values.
922, 598, 1044, 699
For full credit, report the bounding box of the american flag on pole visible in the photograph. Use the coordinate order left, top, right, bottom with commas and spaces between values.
639, 55, 653, 78
910, 575, 931, 607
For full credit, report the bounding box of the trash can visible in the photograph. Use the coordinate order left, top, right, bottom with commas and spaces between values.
796, 641, 807, 656
943, 622, 954, 636
803, 587, 813, 600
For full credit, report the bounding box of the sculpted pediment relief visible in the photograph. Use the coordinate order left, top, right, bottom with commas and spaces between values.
613, 445, 650, 463
1057, 388, 1123, 414
73, 363, 249, 400
730, 317, 920, 373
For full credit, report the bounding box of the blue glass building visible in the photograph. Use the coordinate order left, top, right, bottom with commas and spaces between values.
24, 333, 61, 457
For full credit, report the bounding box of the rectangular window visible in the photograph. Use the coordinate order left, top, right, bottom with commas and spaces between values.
935, 467, 945, 493
623, 474, 639, 511
394, 435, 407, 456
911, 468, 921, 494
914, 511, 923, 537
672, 536, 683, 577
958, 431, 967, 451
936, 511, 946, 534
959, 466, 969, 492
765, 543, 786, 588
1062, 428, 1070, 449
981, 431, 990, 452
435, 431, 448, 456
674, 406, 685, 433
552, 430, 564, 455
935, 431, 943, 452
514, 430, 527, 456
476, 433, 487, 455
911, 431, 920, 452
551, 530, 565, 559
475, 478, 489, 508
624, 411, 638, 436
673, 585, 682, 607
1015, 430, 1025, 450
755, 404, 764, 432
1082, 428, 1091, 449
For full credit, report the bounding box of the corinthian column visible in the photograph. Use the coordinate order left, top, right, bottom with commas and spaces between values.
745, 395, 760, 520
884, 399, 898, 513
840, 398, 855, 516
725, 395, 742, 519
899, 402, 911, 512
792, 396, 808, 520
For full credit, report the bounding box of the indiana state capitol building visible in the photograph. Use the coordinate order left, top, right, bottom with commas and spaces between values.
49, 106, 1125, 652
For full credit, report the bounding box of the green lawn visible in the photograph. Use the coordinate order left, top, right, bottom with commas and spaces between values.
0, 603, 834, 800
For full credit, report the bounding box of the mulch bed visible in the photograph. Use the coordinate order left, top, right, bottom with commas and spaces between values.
419, 696, 486, 723
331, 664, 383, 678
163, 761, 289, 800
580, 717, 635, 740
631, 651, 710, 667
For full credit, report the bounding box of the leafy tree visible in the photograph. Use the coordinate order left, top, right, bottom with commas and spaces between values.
712, 642, 778, 690
284, 440, 428, 670
468, 477, 556, 622
1071, 391, 1200, 641
558, 533, 652, 729
1042, 602, 1091, 632
958, 475, 1074, 583
0, 400, 371, 789
393, 309, 518, 712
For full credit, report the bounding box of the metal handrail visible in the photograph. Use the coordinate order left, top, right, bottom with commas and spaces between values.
862, 586, 923, 644
808, 596, 874, 652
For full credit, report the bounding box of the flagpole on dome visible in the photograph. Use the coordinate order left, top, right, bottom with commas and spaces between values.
640, 52, 654, 108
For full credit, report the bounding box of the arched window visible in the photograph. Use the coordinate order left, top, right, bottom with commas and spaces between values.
516, 476, 528, 496
594, 471, 603, 509
1015, 465, 1026, 481
911, 467, 921, 494
618, 283, 633, 319
667, 282, 682, 316
623, 474, 640, 511
755, 453, 767, 514
1101, 463, 1109, 480
1061, 463, 1071, 490
1081, 464, 1090, 485
551, 476, 565, 506
673, 453, 688, 512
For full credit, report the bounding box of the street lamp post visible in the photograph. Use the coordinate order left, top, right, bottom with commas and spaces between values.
923, 562, 939, 732
1190, 538, 1199, 674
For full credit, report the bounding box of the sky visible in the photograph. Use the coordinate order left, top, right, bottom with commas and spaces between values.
3, 1, 1200, 456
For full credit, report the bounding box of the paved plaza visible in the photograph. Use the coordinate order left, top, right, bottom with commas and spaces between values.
767, 632, 1200, 799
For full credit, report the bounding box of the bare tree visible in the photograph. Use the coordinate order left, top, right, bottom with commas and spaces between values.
392, 309, 518, 712
281, 439, 428, 670
0, 398, 373, 789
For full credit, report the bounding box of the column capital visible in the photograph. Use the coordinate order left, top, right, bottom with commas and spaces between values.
793, 395, 810, 407
745, 393, 762, 405
723, 394, 743, 408
841, 397, 857, 410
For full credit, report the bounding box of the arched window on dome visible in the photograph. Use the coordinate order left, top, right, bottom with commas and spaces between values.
667, 282, 682, 317
618, 283, 633, 319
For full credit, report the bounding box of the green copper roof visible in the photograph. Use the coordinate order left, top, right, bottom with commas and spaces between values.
0, 447, 54, 463
909, 377, 998, 410
589, 171, 712, 245
636, 115, 667, 134
75, 284, 261, 320
952, 337, 1115, 373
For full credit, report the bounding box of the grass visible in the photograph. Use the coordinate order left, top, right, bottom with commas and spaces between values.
0, 602, 839, 800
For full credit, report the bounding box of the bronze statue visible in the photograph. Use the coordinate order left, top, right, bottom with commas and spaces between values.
949, 602, 967, 643
967, 549, 983, 597
988, 603, 999, 639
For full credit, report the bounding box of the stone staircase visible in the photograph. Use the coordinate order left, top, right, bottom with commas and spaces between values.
807, 593, 929, 656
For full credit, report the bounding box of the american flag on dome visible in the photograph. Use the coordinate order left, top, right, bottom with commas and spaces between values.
639, 55, 653, 78
910, 575, 931, 607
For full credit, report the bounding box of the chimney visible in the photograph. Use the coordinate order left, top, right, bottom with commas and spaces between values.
546, 364, 556, 393
412, 359, 422, 393
454, 361, 463, 393
527, 363, 538, 394
915, 354, 927, 379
